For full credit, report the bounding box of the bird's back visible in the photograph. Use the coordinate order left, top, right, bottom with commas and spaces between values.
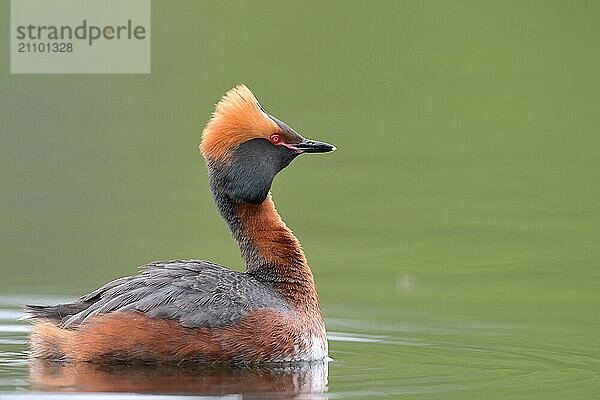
26, 260, 291, 329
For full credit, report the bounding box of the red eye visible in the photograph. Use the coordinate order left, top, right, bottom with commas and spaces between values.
270, 134, 282, 144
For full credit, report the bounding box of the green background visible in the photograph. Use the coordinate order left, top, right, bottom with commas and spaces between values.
1, 1, 599, 398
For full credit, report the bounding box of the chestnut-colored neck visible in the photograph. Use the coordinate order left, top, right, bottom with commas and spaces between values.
210, 188, 319, 308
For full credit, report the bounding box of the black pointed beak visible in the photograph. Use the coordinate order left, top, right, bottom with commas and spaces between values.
293, 139, 337, 154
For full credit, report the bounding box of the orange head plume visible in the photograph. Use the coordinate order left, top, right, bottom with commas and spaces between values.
200, 85, 336, 204
201, 85, 302, 160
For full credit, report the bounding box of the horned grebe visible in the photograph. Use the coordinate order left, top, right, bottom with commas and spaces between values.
26, 85, 336, 363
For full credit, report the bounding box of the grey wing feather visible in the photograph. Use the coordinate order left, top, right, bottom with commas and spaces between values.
28, 260, 290, 329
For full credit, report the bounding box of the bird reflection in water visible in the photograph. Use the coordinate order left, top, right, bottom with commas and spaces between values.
29, 359, 329, 398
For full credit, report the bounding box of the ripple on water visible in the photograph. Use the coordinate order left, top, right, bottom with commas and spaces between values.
326, 317, 600, 397
0, 310, 25, 321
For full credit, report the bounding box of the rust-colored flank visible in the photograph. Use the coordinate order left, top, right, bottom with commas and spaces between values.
30, 310, 319, 363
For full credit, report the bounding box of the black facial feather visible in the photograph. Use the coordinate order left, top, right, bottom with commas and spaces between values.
211, 138, 299, 204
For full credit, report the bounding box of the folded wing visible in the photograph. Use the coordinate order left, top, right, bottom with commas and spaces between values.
25, 260, 291, 329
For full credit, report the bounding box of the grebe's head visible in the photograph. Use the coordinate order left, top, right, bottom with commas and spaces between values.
201, 85, 336, 205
